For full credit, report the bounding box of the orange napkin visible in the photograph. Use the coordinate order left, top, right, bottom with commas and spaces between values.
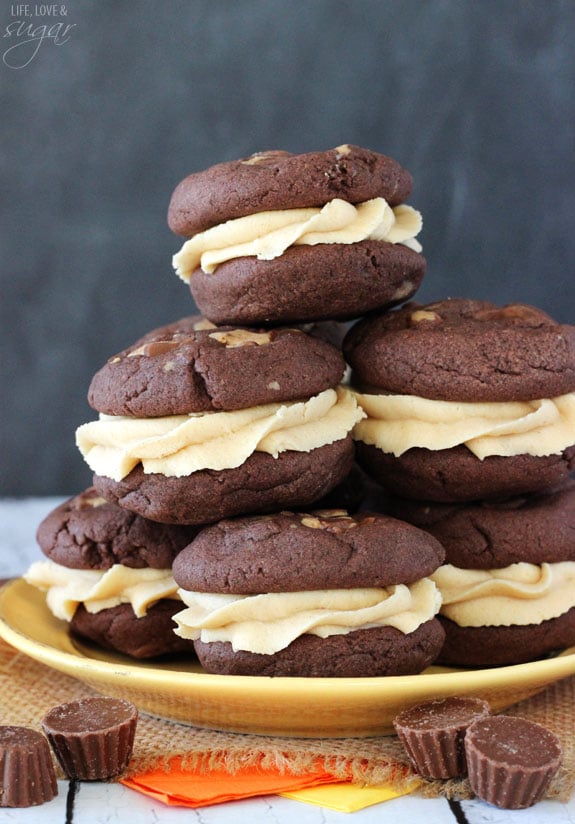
121, 756, 343, 808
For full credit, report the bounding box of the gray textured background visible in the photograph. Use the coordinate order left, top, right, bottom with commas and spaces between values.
2, 0, 574, 496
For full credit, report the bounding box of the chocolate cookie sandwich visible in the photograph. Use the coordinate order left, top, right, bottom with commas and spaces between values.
77, 316, 364, 525
344, 298, 575, 502
171, 509, 446, 677
168, 145, 425, 325
388, 480, 575, 666
24, 488, 198, 658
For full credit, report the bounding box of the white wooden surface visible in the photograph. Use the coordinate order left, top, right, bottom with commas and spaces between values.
1, 498, 574, 824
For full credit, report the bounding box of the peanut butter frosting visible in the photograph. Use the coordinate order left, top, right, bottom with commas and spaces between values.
432, 562, 575, 627
76, 387, 364, 481
351, 391, 575, 458
172, 197, 423, 281
24, 560, 178, 621
173, 578, 441, 655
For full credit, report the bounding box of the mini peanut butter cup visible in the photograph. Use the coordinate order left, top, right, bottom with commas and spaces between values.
464, 715, 562, 809
393, 696, 491, 778
42, 696, 138, 780
0, 726, 58, 807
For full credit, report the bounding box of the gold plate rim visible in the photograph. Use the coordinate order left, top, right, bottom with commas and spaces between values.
1, 578, 574, 737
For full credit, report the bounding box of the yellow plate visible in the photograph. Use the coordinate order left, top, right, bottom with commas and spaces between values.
1, 578, 574, 738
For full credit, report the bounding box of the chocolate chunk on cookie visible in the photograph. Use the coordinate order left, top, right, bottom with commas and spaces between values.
88, 316, 346, 417
168, 145, 413, 236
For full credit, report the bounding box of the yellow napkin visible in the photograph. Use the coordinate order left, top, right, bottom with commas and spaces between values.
281, 779, 420, 812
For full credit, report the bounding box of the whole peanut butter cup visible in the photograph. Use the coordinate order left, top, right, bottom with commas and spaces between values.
0, 726, 58, 807
42, 696, 138, 780
464, 715, 562, 809
393, 696, 491, 778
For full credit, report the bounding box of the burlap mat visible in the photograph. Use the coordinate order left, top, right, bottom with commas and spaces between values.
0, 637, 573, 802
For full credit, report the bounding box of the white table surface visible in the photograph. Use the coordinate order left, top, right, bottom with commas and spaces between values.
1, 497, 574, 824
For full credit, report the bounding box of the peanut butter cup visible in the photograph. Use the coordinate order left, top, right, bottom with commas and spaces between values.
464, 715, 562, 809
393, 696, 490, 778
0, 726, 58, 807
42, 696, 138, 780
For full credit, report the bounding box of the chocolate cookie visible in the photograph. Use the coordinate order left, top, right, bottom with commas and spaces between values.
193, 622, 445, 678
88, 316, 346, 417
437, 608, 575, 668
167, 145, 426, 325
187, 241, 425, 325
345, 298, 575, 502
168, 145, 413, 236
355, 443, 575, 504
344, 298, 575, 402
172, 509, 444, 592
36, 487, 199, 569
70, 601, 193, 659
171, 509, 445, 677
93, 438, 355, 525
387, 479, 575, 569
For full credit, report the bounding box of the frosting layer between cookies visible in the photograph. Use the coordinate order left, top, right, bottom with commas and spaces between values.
76, 387, 364, 481
172, 197, 422, 280
351, 391, 575, 458
173, 578, 441, 655
432, 561, 575, 627
24, 560, 178, 620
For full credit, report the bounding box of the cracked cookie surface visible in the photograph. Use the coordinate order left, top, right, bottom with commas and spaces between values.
344, 297, 575, 402
88, 315, 346, 416
172, 509, 445, 592
168, 145, 413, 236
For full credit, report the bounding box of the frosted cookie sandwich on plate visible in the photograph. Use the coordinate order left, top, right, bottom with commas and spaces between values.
25, 488, 198, 658
171, 509, 445, 677
389, 480, 575, 667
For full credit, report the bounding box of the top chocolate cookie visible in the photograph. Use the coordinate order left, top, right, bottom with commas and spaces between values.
172, 509, 445, 593
344, 298, 575, 402
88, 315, 346, 417
168, 145, 413, 236
36, 487, 199, 569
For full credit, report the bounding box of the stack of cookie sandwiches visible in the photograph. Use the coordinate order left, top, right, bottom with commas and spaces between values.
344, 297, 575, 666
27, 143, 574, 676
24, 144, 453, 677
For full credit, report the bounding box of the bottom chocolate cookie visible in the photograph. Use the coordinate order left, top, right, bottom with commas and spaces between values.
94, 439, 355, 524
194, 619, 445, 677
436, 608, 575, 668
70, 601, 194, 659
356, 442, 575, 502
